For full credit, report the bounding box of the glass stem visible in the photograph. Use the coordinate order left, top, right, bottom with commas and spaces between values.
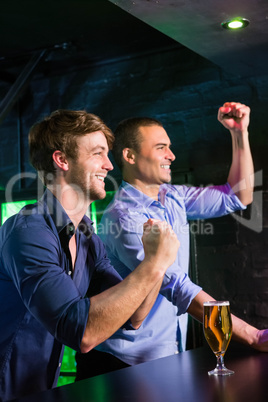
216, 354, 225, 370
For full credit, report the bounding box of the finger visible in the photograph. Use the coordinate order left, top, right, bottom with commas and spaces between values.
144, 218, 162, 227
143, 219, 165, 235
231, 105, 250, 120
223, 102, 240, 107
143, 219, 155, 232
143, 221, 153, 234
219, 106, 232, 116
219, 104, 249, 119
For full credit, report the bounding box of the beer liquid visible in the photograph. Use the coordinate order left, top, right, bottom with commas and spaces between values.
204, 304, 232, 355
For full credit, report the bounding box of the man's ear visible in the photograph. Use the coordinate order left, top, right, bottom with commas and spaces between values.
52, 150, 69, 171
122, 148, 136, 165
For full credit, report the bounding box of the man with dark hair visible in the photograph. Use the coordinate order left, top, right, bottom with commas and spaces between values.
111, 116, 162, 170
76, 102, 268, 379
0, 109, 180, 401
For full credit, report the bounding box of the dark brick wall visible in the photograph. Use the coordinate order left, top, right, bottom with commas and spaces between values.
0, 46, 267, 330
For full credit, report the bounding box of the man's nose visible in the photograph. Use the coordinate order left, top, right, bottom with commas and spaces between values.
167, 148, 176, 161
104, 155, 114, 171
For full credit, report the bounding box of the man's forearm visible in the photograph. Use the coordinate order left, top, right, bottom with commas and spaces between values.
80, 259, 164, 353
188, 290, 268, 352
231, 314, 257, 345
227, 129, 254, 205
187, 290, 214, 322
231, 315, 268, 352
130, 277, 164, 328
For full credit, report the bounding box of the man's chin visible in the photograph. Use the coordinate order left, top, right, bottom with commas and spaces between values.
161, 175, 172, 184
89, 189, 106, 202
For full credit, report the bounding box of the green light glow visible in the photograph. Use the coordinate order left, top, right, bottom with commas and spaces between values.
90, 191, 115, 233
1, 200, 37, 225
221, 17, 249, 30
228, 20, 244, 29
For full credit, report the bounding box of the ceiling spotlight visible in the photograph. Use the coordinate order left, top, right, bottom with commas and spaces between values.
221, 17, 250, 30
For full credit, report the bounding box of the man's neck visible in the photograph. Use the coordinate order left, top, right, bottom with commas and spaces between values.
47, 184, 90, 229
124, 178, 160, 201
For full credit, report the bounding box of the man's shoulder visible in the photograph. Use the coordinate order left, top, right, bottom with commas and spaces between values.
1, 204, 44, 231
98, 191, 147, 240
101, 186, 136, 218
161, 183, 188, 200
101, 197, 130, 223
0, 203, 56, 249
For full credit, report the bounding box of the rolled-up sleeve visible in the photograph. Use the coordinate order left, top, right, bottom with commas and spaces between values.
161, 271, 201, 315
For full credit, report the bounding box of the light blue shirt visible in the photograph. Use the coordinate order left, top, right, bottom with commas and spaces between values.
97, 181, 245, 364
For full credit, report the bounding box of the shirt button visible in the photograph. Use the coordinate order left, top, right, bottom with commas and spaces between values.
68, 271, 72, 276
58, 362, 61, 368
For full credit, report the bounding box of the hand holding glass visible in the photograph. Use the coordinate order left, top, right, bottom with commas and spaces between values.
203, 301, 234, 376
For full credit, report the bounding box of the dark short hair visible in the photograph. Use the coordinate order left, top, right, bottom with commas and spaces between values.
29, 109, 114, 184
112, 117, 163, 170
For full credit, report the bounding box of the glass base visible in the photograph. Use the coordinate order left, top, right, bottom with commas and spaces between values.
208, 367, 234, 376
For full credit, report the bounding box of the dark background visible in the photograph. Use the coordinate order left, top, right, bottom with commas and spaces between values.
0, 0, 267, 336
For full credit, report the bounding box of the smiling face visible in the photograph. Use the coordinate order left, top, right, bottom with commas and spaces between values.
129, 125, 175, 197
66, 131, 113, 202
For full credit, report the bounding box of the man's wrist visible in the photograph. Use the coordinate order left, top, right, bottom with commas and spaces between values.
140, 256, 166, 281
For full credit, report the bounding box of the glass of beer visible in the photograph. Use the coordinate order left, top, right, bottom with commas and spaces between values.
203, 301, 234, 376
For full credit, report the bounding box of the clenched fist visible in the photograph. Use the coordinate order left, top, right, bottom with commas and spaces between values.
218, 102, 250, 133
142, 219, 180, 276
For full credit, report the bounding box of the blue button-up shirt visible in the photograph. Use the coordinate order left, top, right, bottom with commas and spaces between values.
97, 181, 246, 364
0, 189, 121, 401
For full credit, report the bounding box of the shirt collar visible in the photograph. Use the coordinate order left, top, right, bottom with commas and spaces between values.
40, 189, 93, 238
120, 180, 170, 209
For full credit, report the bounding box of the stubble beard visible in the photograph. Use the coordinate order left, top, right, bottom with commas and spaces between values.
70, 168, 106, 203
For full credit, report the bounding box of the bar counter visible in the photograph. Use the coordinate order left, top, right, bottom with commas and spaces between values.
16, 342, 268, 402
